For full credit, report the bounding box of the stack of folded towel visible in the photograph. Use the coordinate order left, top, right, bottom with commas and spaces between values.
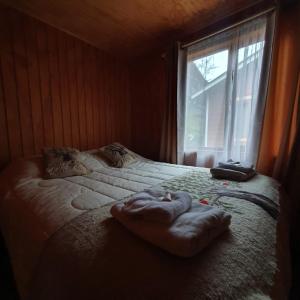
110, 190, 231, 257
210, 159, 256, 181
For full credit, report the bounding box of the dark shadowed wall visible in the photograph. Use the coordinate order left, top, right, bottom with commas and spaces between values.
130, 54, 167, 161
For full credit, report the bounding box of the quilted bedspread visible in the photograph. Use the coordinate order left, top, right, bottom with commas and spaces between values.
0, 151, 291, 300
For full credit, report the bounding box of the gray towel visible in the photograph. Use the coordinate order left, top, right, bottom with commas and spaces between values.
210, 167, 256, 181
218, 162, 254, 174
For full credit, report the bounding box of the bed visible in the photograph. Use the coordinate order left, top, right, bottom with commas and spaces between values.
0, 150, 291, 300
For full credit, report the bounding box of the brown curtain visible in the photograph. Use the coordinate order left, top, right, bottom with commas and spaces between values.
284, 77, 300, 208
159, 45, 178, 164
257, 2, 300, 178
284, 75, 300, 299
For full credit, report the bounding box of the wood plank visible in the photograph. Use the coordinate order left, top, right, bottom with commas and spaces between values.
66, 36, 80, 148
117, 60, 125, 143
121, 67, 131, 146
75, 39, 87, 150
0, 63, 10, 168
83, 44, 94, 149
111, 58, 118, 142
104, 58, 113, 144
24, 17, 44, 154
109, 57, 116, 143
0, 8, 23, 158
101, 57, 108, 144
126, 69, 132, 146
57, 31, 72, 147
10, 9, 35, 157
36, 22, 54, 147
91, 47, 99, 149
97, 52, 107, 146
117, 66, 123, 144
47, 26, 64, 147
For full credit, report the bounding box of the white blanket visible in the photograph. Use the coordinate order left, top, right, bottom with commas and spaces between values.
111, 202, 232, 257
0, 152, 290, 299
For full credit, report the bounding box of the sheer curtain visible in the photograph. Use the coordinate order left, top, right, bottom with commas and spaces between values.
178, 13, 275, 167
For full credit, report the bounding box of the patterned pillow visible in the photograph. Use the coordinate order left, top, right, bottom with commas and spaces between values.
43, 147, 89, 179
99, 143, 137, 168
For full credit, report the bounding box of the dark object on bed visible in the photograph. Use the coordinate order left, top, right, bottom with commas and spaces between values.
218, 160, 254, 173
211, 160, 256, 181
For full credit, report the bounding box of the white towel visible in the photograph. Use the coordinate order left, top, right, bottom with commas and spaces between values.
122, 191, 192, 224
111, 202, 231, 257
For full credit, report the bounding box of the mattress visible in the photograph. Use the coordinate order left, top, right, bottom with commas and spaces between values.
0, 151, 291, 300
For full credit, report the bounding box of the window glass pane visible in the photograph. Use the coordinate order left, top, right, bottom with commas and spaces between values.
233, 41, 265, 161
194, 50, 229, 82
238, 41, 264, 64
184, 50, 229, 150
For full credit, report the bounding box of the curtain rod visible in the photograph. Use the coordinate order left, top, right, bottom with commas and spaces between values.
181, 6, 276, 49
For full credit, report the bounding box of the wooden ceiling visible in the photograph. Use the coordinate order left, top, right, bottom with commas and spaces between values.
0, 0, 264, 57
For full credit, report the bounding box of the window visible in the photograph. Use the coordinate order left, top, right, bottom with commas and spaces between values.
178, 13, 275, 167
185, 49, 229, 150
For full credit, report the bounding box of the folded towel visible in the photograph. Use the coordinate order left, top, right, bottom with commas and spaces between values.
218, 161, 254, 174
111, 202, 231, 257
210, 167, 256, 182
122, 191, 192, 224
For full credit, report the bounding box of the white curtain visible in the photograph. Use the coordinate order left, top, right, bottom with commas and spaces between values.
178, 13, 275, 167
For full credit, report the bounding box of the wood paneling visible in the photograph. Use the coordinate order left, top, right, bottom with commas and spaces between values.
130, 54, 167, 161
0, 0, 273, 57
0, 4, 131, 169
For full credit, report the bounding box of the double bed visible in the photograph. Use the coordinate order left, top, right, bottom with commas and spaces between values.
0, 149, 291, 300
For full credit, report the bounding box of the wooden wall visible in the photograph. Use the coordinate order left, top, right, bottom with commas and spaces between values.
130, 54, 167, 161
0, 4, 131, 169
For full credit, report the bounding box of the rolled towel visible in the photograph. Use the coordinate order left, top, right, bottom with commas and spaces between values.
122, 191, 192, 224
210, 167, 256, 181
208, 188, 279, 219
111, 202, 231, 257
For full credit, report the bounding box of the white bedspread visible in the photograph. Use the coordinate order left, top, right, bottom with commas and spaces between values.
0, 151, 291, 300
0, 152, 193, 298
